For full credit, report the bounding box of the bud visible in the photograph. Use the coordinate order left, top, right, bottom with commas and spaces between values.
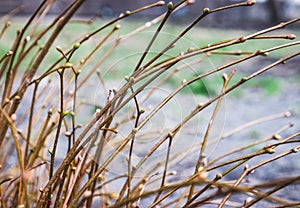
129, 76, 135, 83
203, 8, 210, 14
216, 173, 223, 179
247, 0, 256, 6
15, 96, 21, 102
239, 36, 246, 42
287, 34, 296, 39
137, 184, 144, 191
145, 22, 152, 27
272, 134, 281, 140
62, 111, 71, 117
187, 47, 194, 52
197, 102, 204, 108
25, 36, 31, 42
4, 98, 10, 104
56, 46, 63, 52
70, 111, 75, 117
245, 197, 253, 204
157, 1, 165, 6
57, 69, 63, 74
98, 175, 104, 181
11, 114, 17, 122
170, 171, 177, 175
187, 0, 195, 5
197, 167, 208, 181
64, 62, 73, 68
110, 192, 118, 199
48, 149, 53, 155
167, 2, 173, 10
222, 73, 228, 82
265, 148, 275, 154
7, 51, 13, 56
241, 77, 248, 82
73, 42, 80, 49
168, 132, 174, 138
256, 49, 268, 56
84, 190, 92, 198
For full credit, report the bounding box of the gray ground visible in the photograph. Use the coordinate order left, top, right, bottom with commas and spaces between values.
11, 56, 300, 207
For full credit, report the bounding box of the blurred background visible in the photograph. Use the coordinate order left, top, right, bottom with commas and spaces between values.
1, 0, 300, 29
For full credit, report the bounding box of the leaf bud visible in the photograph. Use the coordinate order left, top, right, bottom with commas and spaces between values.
203, 7, 210, 14
167, 2, 173, 10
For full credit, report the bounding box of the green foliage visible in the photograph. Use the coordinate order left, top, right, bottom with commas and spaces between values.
250, 76, 281, 95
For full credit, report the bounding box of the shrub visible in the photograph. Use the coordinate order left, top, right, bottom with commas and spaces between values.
0, 0, 299, 207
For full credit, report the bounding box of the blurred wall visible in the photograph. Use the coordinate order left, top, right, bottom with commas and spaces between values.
0, 0, 298, 29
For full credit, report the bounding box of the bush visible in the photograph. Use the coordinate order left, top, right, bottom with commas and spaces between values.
0, 0, 299, 207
